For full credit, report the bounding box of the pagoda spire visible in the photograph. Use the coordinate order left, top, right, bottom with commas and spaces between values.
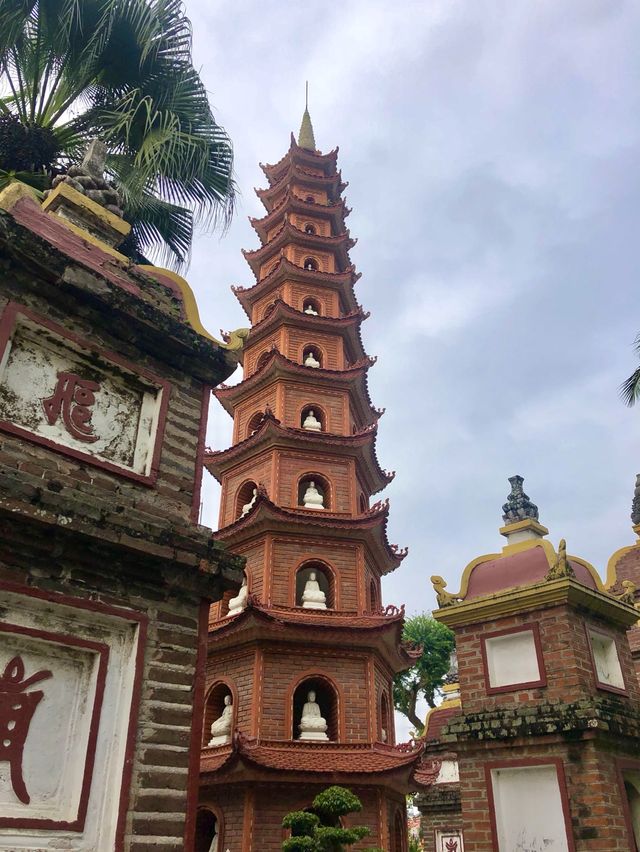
297, 82, 316, 150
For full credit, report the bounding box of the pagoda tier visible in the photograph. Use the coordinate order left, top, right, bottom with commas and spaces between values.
231, 255, 361, 320
207, 597, 419, 673
250, 191, 350, 245
245, 299, 369, 364
211, 488, 406, 576
198, 113, 416, 852
205, 410, 393, 496
214, 349, 381, 433
242, 221, 356, 278
201, 736, 423, 795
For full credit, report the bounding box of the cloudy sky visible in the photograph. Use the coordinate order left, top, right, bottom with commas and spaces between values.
186, 1, 639, 633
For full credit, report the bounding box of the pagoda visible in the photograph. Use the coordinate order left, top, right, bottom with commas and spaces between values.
197, 110, 422, 852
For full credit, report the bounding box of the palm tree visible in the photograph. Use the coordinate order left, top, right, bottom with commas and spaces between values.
621, 335, 640, 407
0, 0, 235, 267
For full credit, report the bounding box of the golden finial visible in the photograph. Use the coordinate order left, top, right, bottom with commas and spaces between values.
297, 81, 316, 151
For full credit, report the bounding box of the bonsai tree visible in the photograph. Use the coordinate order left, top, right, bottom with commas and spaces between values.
393, 614, 455, 733
282, 785, 382, 852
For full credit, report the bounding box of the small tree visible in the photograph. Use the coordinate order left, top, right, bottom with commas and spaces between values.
621, 334, 640, 406
393, 614, 455, 733
282, 785, 380, 852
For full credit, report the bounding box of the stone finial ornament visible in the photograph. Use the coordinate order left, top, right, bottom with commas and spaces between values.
46, 137, 123, 217
431, 575, 461, 608
631, 474, 640, 526
545, 539, 575, 581
502, 475, 539, 524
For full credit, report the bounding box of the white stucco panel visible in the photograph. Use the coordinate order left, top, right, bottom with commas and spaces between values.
0, 587, 142, 850
0, 314, 164, 475
485, 630, 540, 689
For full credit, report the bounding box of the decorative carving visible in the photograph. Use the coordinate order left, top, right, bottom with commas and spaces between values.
431, 576, 462, 608
545, 539, 575, 580
502, 474, 539, 523
42, 371, 100, 442
0, 656, 52, 804
614, 579, 637, 606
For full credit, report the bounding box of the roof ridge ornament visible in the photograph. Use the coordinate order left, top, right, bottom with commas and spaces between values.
502, 474, 539, 524
298, 82, 317, 151
545, 538, 575, 581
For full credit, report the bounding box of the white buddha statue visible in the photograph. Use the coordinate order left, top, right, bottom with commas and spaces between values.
304, 303, 319, 315
298, 690, 329, 740
208, 695, 233, 746
302, 409, 321, 431
304, 350, 320, 368
301, 571, 327, 610
207, 827, 218, 852
302, 481, 324, 510
381, 728, 388, 743
227, 577, 248, 616
240, 487, 257, 517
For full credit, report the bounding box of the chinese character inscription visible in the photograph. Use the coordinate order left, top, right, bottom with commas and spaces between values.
0, 656, 52, 804
42, 372, 100, 443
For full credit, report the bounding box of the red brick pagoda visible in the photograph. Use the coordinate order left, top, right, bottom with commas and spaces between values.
197, 110, 422, 851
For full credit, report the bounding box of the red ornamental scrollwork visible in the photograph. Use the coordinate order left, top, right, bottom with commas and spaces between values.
42, 371, 100, 443
0, 656, 52, 804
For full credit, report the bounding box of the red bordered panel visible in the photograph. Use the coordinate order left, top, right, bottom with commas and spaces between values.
0, 579, 148, 850
584, 623, 629, 696
616, 757, 640, 851
480, 622, 547, 695
485, 758, 575, 852
0, 301, 171, 486
0, 622, 108, 831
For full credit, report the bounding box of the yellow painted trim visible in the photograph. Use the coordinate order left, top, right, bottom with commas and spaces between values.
53, 218, 130, 262
139, 265, 249, 359
42, 182, 130, 236
433, 577, 639, 629
499, 518, 549, 538
0, 182, 41, 211
605, 541, 640, 590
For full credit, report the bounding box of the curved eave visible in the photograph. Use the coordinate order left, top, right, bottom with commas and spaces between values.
256, 166, 347, 213
201, 737, 423, 787
242, 222, 355, 279
245, 299, 368, 364
204, 415, 394, 495
214, 350, 381, 426
250, 192, 349, 244
232, 256, 360, 319
260, 138, 340, 184
211, 491, 407, 574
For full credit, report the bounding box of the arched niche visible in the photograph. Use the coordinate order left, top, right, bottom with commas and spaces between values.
235, 480, 258, 519
291, 675, 339, 741
303, 222, 317, 235
303, 296, 321, 316
256, 349, 273, 371
195, 807, 222, 852
302, 344, 323, 368
246, 411, 264, 437
297, 474, 330, 511
305, 195, 316, 204
380, 691, 392, 744
295, 560, 335, 609
300, 404, 326, 432
303, 256, 319, 271
262, 302, 276, 320
203, 681, 235, 747
369, 578, 380, 612
391, 810, 405, 852
359, 492, 368, 513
